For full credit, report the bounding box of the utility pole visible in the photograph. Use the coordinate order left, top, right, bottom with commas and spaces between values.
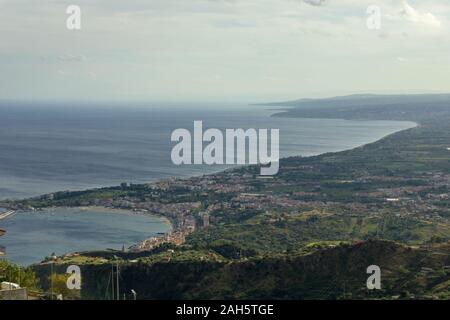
111, 264, 115, 300
50, 262, 53, 300
9, 268, 12, 300
116, 260, 120, 300
50, 253, 57, 300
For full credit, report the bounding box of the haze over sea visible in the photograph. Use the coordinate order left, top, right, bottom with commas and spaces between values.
0, 102, 416, 265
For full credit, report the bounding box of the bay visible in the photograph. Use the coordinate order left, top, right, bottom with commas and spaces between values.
0, 102, 416, 266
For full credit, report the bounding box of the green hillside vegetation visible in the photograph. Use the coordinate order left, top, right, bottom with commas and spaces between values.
0, 259, 38, 290
2, 94, 448, 299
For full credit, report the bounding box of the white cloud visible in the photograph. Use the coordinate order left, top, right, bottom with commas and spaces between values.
1, 0, 450, 101
58, 54, 88, 63
302, 0, 327, 7
400, 1, 441, 27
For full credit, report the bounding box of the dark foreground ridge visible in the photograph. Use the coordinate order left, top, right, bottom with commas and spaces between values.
1, 94, 450, 299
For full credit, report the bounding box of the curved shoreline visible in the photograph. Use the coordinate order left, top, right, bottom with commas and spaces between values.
0, 111, 420, 263
83, 118, 418, 248
0, 109, 417, 202
2, 206, 173, 266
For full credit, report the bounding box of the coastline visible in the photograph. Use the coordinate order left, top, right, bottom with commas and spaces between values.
0, 107, 417, 202
76, 205, 175, 251
122, 114, 418, 252
0, 206, 174, 266
0, 112, 420, 261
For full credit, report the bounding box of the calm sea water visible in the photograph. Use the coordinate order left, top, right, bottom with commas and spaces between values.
0, 102, 416, 200
1, 208, 171, 265
0, 102, 416, 265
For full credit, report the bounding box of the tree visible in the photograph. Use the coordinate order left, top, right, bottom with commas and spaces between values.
48, 273, 80, 300
0, 259, 38, 289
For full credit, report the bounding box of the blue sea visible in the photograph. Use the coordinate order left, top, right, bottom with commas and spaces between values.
0, 102, 416, 200
0, 208, 171, 265
0, 102, 416, 265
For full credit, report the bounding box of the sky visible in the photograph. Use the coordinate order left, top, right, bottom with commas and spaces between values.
0, 0, 450, 103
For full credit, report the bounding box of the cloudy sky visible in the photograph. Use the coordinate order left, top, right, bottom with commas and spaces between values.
0, 0, 449, 102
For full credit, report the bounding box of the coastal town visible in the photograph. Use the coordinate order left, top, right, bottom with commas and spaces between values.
1, 153, 449, 254
1, 95, 449, 300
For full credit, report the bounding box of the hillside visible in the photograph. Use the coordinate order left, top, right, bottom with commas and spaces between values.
3, 93, 449, 300
31, 240, 450, 300
266, 93, 450, 123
